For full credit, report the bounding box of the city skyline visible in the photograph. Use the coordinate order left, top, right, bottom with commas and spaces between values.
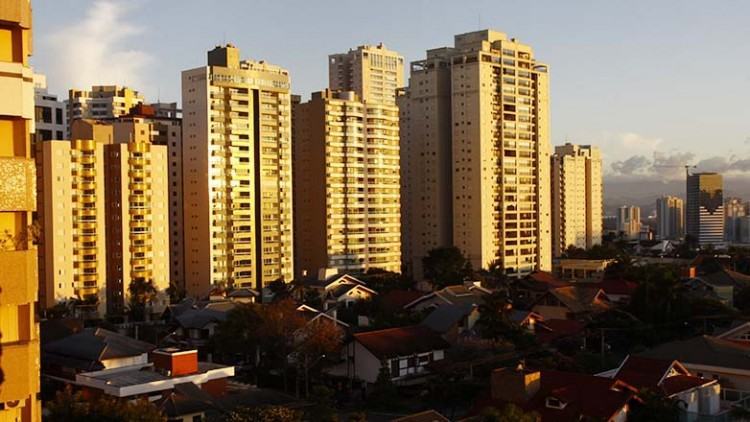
32, 0, 750, 184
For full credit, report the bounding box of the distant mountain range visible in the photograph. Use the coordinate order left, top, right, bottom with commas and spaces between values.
603, 177, 750, 216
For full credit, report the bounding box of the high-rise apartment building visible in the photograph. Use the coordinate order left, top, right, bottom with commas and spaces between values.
182, 45, 293, 295
400, 30, 551, 279
67, 85, 144, 135
686, 172, 724, 247
551, 143, 602, 257
0, 0, 41, 419
33, 73, 66, 142
656, 196, 684, 240
294, 89, 401, 276
616, 206, 641, 239
724, 197, 747, 243
329, 44, 404, 105
123, 103, 185, 294
37, 119, 170, 316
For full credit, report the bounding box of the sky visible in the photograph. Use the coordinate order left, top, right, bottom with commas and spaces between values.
32, 0, 750, 184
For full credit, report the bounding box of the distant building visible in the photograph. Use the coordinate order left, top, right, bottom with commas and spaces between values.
328, 43, 404, 105
616, 205, 641, 239
33, 73, 67, 142
724, 197, 748, 243
67, 85, 144, 136
551, 143, 602, 257
656, 195, 683, 240
686, 173, 724, 247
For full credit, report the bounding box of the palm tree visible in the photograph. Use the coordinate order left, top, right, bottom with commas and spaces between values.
128, 277, 157, 321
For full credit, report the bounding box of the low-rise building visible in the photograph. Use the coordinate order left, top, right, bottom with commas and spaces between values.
328, 325, 450, 384
531, 285, 610, 321
404, 283, 491, 312
554, 258, 614, 282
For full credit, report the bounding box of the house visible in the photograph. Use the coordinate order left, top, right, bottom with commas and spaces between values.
296, 304, 350, 329
688, 269, 750, 307
42, 329, 234, 404
480, 364, 638, 422
404, 283, 491, 312
171, 302, 237, 349
513, 271, 569, 307
598, 278, 638, 304
154, 382, 224, 422
531, 286, 610, 321
638, 335, 750, 400
226, 287, 259, 304
714, 320, 750, 346
328, 325, 450, 384
420, 303, 480, 343
533, 319, 585, 346
602, 356, 721, 417
508, 310, 544, 332
307, 273, 377, 310
554, 259, 614, 282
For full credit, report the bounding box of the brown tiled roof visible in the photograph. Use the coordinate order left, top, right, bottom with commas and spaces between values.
355, 325, 450, 359
547, 286, 609, 314
527, 271, 568, 288
535, 319, 585, 344
614, 356, 678, 390
599, 279, 637, 296
382, 290, 424, 312
661, 375, 713, 396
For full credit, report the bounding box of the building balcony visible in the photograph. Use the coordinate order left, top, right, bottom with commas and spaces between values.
0, 249, 37, 305
0, 157, 36, 212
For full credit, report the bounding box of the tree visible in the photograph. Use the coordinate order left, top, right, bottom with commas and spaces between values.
212, 303, 264, 366
423, 246, 470, 288
166, 282, 186, 304
479, 404, 538, 422
224, 405, 301, 422
128, 277, 157, 321
268, 279, 291, 302
46, 386, 165, 422
629, 388, 682, 422
295, 319, 344, 396
257, 299, 307, 391
302, 287, 323, 310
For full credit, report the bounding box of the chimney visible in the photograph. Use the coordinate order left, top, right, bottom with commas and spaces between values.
491, 365, 541, 404
151, 348, 198, 376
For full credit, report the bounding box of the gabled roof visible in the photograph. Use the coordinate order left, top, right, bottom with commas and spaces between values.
599, 279, 638, 296
508, 310, 543, 325
176, 307, 231, 329
227, 287, 259, 298
296, 304, 349, 327
404, 284, 488, 309
44, 328, 155, 370
421, 303, 475, 333
309, 273, 367, 289
381, 290, 424, 312
543, 286, 610, 314
354, 325, 450, 359
155, 382, 222, 417
614, 356, 686, 390
639, 335, 750, 371
328, 283, 377, 299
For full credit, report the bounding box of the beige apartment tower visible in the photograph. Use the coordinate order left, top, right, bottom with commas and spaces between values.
37, 119, 170, 316
656, 195, 684, 241
329, 44, 404, 105
551, 143, 602, 257
182, 45, 293, 296
401, 30, 551, 279
294, 89, 401, 276
67, 85, 144, 135
0, 0, 41, 419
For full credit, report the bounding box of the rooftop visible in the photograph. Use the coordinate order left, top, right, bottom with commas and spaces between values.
354, 325, 450, 360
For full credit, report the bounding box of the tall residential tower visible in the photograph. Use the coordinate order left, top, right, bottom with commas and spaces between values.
656, 196, 684, 240
329, 44, 404, 105
400, 30, 551, 279
182, 45, 293, 295
551, 143, 602, 257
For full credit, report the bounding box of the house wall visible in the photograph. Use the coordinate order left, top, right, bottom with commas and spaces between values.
686, 363, 750, 396
101, 353, 149, 370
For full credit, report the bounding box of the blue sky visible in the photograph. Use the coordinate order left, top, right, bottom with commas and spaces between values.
32, 0, 750, 181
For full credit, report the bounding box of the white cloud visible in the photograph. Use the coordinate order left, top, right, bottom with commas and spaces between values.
43, 1, 153, 95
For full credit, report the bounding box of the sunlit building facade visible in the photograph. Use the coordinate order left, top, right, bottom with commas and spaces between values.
329, 44, 404, 105
294, 89, 401, 276
400, 30, 552, 279
182, 45, 293, 296
551, 143, 602, 257
67, 85, 144, 136
37, 119, 169, 316
656, 195, 684, 240
0, 0, 41, 419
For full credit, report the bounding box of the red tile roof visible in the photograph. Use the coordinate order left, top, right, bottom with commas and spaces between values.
661, 375, 713, 396
354, 325, 450, 360
599, 279, 638, 296
527, 271, 569, 288
381, 290, 424, 312
614, 356, 677, 390
535, 319, 585, 344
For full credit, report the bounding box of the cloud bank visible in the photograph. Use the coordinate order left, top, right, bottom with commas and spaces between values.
43, 1, 153, 95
